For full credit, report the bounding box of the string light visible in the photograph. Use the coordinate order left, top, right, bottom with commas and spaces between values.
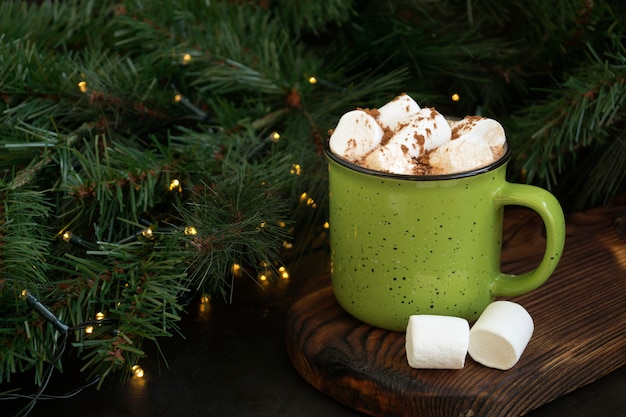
141, 228, 153, 239
85, 326, 94, 334
279, 266, 289, 280
270, 131, 281, 142
174, 94, 183, 102
290, 164, 302, 175
300, 193, 317, 208
61, 230, 98, 251
305, 74, 347, 92
323, 221, 330, 229
184, 226, 197, 235
95, 312, 105, 320
182, 53, 192, 65
451, 93, 460, 102
231, 263, 242, 277
169, 178, 182, 192
198, 294, 211, 315
78, 81, 87, 93
131, 365, 144, 378
282, 241, 293, 249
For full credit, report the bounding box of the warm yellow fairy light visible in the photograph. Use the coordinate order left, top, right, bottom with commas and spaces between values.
279, 266, 289, 280
258, 273, 269, 282
271, 131, 281, 142
299, 192, 308, 202
451, 93, 460, 102
184, 226, 197, 235
259, 221, 266, 228
141, 228, 153, 238
306, 197, 316, 207
282, 241, 293, 249
169, 178, 181, 192
182, 53, 192, 64
232, 263, 242, 274
308, 76, 318, 84
290, 164, 302, 175
85, 326, 94, 334
323, 221, 330, 229
174, 94, 183, 102
199, 294, 211, 315
132, 365, 144, 378
62, 231, 72, 242
78, 81, 87, 93
95, 311, 105, 320
277, 221, 286, 228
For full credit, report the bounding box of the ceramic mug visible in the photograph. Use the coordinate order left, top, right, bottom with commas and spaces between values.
326, 141, 566, 332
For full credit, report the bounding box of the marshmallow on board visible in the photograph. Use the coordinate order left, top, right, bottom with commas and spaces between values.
405, 315, 470, 370
468, 301, 534, 370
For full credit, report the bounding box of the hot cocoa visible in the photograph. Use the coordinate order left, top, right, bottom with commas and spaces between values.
329, 93, 506, 175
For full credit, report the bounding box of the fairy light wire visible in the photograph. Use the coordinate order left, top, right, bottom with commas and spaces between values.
12, 293, 117, 417
12, 331, 68, 417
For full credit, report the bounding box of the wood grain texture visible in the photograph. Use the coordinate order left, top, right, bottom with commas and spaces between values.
286, 195, 626, 417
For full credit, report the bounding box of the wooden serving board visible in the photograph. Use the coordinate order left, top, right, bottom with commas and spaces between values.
286, 196, 626, 417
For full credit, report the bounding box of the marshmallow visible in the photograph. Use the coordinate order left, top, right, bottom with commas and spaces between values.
362, 144, 413, 174
405, 315, 470, 369
429, 134, 495, 174
450, 116, 505, 149
376, 93, 421, 132
328, 94, 507, 176
468, 301, 534, 370
329, 110, 383, 163
409, 108, 452, 152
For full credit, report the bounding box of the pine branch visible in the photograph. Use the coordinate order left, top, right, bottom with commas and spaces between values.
507, 35, 626, 208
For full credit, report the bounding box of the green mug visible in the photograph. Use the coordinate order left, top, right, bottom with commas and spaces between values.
326, 141, 566, 332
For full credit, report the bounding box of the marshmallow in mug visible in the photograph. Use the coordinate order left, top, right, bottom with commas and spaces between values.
328, 93, 506, 175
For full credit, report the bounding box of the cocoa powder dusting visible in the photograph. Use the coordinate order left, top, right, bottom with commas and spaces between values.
451, 115, 484, 140
414, 133, 425, 147
381, 128, 394, 146
361, 107, 380, 118
411, 151, 434, 175
451, 125, 461, 140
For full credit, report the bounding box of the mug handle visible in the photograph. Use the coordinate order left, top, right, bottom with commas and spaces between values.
492, 182, 566, 296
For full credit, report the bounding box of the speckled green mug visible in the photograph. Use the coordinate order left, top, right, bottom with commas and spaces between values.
326, 142, 565, 332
